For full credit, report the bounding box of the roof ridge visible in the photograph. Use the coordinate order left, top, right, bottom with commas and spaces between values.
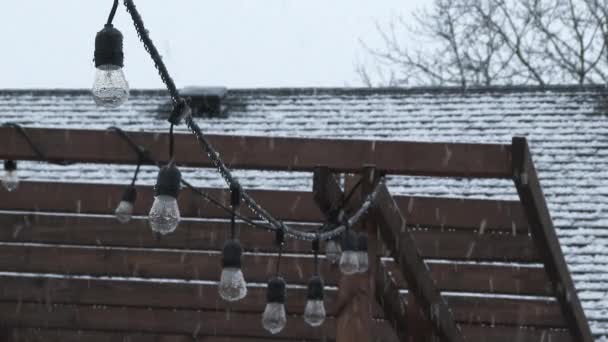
0, 84, 606, 96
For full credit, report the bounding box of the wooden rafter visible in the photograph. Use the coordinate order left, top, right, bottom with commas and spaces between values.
512, 137, 594, 342
372, 182, 466, 342
0, 127, 512, 177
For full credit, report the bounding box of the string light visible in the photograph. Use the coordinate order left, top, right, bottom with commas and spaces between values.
93, 0, 129, 108
115, 185, 137, 223
219, 184, 248, 302
148, 162, 181, 234
115, 161, 141, 223
339, 226, 359, 275
1, 160, 19, 192
304, 237, 326, 327
324, 237, 342, 264
262, 228, 287, 334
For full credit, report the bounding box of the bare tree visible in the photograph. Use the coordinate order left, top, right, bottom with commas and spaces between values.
360, 0, 608, 87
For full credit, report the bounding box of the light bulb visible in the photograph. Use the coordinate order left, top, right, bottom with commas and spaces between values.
356, 233, 369, 273
148, 163, 182, 235
304, 300, 326, 327
92, 65, 129, 108
339, 250, 359, 275
93, 24, 128, 108
149, 195, 180, 234
263, 303, 287, 334
115, 201, 134, 223
339, 231, 359, 275
219, 240, 247, 302
304, 276, 326, 327
262, 277, 287, 334
325, 239, 342, 264
2, 160, 19, 192
115, 186, 137, 223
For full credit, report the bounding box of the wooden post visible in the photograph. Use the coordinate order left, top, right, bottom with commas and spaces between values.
312, 166, 377, 342
512, 137, 594, 342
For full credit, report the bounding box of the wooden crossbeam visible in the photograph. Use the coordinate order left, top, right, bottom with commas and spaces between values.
0, 127, 512, 178
0, 302, 332, 340
373, 183, 465, 342
512, 137, 594, 342
0, 242, 552, 294
0, 181, 529, 231
8, 329, 307, 342
7, 328, 308, 342
0, 213, 539, 262
0, 275, 565, 327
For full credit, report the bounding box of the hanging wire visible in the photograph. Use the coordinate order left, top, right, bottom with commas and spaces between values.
230, 184, 240, 239
103, 0, 385, 241
312, 235, 320, 275
130, 160, 141, 186
106, 0, 120, 25
275, 227, 285, 276
169, 123, 175, 160
2, 123, 74, 166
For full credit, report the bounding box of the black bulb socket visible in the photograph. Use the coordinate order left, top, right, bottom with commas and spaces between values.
155, 163, 182, 198
222, 239, 242, 268
357, 233, 368, 252
94, 24, 124, 68
121, 185, 137, 204
3, 160, 16, 172
340, 230, 357, 252
306, 276, 324, 301
267, 276, 286, 304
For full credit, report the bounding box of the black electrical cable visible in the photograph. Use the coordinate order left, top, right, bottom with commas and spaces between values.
312, 236, 320, 275
275, 227, 285, 276
130, 161, 141, 186
169, 123, 175, 160
2, 123, 74, 166
106, 0, 120, 26
115, 0, 384, 241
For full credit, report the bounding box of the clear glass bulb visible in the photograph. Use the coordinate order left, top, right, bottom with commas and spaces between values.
92, 64, 129, 108
304, 299, 326, 327
356, 251, 369, 273
114, 200, 134, 223
148, 195, 180, 235
219, 267, 247, 302
1, 170, 19, 192
339, 250, 359, 275
262, 302, 287, 334
325, 240, 342, 264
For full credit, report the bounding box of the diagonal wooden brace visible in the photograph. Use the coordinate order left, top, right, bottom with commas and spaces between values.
373, 183, 466, 342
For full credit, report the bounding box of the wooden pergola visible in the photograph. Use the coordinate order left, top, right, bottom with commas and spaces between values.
0, 127, 594, 342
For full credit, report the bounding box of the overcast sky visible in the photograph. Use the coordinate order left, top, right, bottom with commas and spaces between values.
0, 1, 424, 89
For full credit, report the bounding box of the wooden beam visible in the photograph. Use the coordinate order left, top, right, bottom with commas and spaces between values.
8, 329, 309, 342
0, 213, 539, 262
373, 183, 465, 342
312, 166, 344, 221
313, 166, 373, 342
0, 244, 552, 294
0, 181, 529, 232
0, 127, 513, 178
0, 302, 332, 340
0, 275, 566, 327
511, 137, 594, 342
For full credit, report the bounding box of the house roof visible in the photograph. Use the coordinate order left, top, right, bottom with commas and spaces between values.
1, 85, 607, 338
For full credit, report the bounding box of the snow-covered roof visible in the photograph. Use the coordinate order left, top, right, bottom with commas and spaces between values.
1, 85, 607, 338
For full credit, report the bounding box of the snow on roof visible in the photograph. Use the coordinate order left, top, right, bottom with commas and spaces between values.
1, 85, 608, 337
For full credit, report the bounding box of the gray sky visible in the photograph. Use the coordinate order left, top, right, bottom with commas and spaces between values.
0, 1, 423, 89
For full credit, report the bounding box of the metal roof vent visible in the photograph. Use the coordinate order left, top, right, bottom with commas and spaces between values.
180, 86, 227, 118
